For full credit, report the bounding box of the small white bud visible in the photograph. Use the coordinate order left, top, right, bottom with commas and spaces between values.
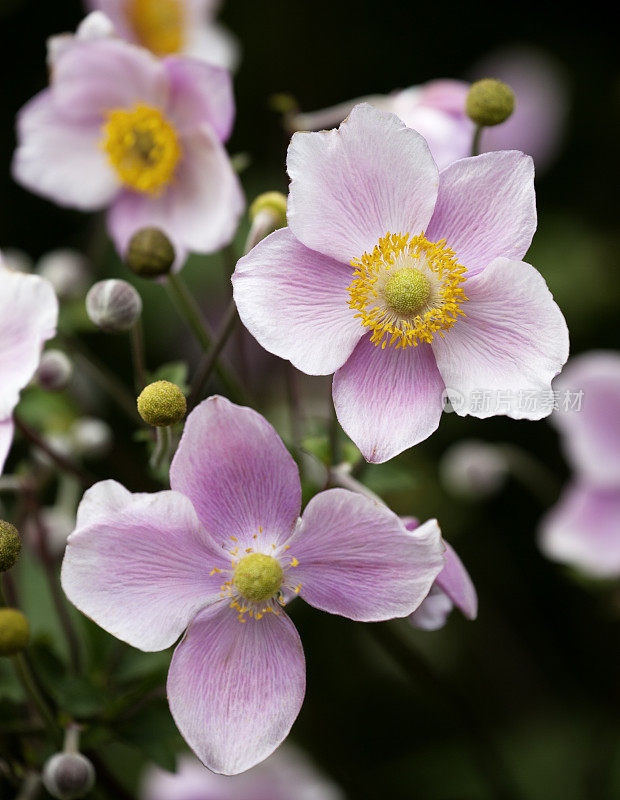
37, 249, 89, 300
43, 753, 95, 800
440, 440, 508, 500
71, 418, 112, 459
86, 279, 142, 333
35, 350, 73, 391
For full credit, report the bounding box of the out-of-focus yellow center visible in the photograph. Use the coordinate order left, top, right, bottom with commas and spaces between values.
128, 0, 185, 55
348, 232, 468, 349
233, 553, 283, 602
101, 104, 181, 195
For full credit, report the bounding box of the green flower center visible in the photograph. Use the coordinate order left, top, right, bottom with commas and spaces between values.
384, 267, 432, 317
233, 553, 283, 602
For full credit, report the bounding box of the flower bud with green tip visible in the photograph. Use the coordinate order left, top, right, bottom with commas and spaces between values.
43, 753, 95, 800
0, 608, 29, 656
0, 521, 21, 572
466, 78, 515, 127
86, 279, 142, 333
246, 191, 288, 251
137, 380, 186, 427
35, 349, 73, 391
126, 227, 176, 278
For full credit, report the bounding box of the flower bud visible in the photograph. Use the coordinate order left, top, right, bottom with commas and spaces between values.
43, 753, 95, 800
466, 78, 515, 127
0, 608, 29, 656
440, 440, 508, 500
137, 380, 186, 427
71, 418, 112, 460
37, 249, 89, 299
86, 279, 142, 333
126, 227, 175, 278
0, 520, 21, 572
35, 349, 73, 391
249, 192, 287, 230
2, 247, 33, 273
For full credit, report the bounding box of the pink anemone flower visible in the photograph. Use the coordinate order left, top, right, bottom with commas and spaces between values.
61, 396, 444, 774
0, 256, 59, 474
539, 352, 620, 577
86, 0, 239, 70
402, 519, 477, 631
13, 29, 243, 267
233, 104, 569, 463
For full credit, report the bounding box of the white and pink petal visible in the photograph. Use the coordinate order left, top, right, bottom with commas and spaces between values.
167, 602, 305, 775
333, 336, 445, 463
233, 228, 363, 376
289, 489, 444, 621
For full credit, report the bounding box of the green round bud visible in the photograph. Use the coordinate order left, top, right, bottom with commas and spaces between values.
249, 192, 287, 230
466, 78, 515, 127
126, 227, 176, 278
43, 753, 95, 800
0, 521, 21, 572
137, 380, 186, 427
0, 608, 29, 656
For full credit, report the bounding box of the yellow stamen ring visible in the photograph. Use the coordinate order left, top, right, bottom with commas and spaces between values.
347, 232, 468, 349
101, 103, 181, 195
129, 0, 185, 55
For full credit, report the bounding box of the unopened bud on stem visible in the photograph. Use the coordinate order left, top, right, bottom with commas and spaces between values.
126, 227, 176, 278
466, 78, 515, 127
35, 350, 73, 391
0, 608, 29, 656
43, 753, 95, 800
0, 521, 21, 572
86, 279, 142, 333
246, 191, 287, 251
137, 380, 186, 427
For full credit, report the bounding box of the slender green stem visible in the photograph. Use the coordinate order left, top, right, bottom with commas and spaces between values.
368, 621, 523, 800
63, 338, 141, 424
13, 415, 93, 487
328, 393, 341, 467
12, 653, 61, 745
0, 579, 8, 606
130, 320, 147, 392
471, 125, 483, 156
150, 426, 172, 472
188, 301, 239, 408
285, 363, 303, 458
26, 491, 82, 674
16, 772, 41, 800
166, 272, 214, 351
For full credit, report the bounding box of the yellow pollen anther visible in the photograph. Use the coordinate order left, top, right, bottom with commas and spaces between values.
102, 104, 181, 195
128, 0, 185, 55
233, 553, 283, 603
347, 232, 468, 349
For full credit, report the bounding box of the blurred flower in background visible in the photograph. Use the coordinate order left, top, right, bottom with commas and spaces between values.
0, 255, 58, 473
140, 747, 344, 800
440, 439, 509, 500
86, 0, 239, 69
540, 351, 620, 577
13, 17, 244, 268
292, 46, 567, 172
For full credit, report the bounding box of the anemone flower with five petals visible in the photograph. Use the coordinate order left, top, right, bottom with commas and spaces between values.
13, 27, 243, 268
233, 103, 569, 463
61, 396, 444, 774
1, 256, 59, 474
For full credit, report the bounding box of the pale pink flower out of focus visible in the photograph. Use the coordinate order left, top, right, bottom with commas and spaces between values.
13, 17, 244, 267
0, 255, 59, 474
233, 104, 569, 463
86, 0, 239, 70
402, 518, 478, 631
61, 396, 444, 774
540, 352, 620, 577
141, 747, 344, 800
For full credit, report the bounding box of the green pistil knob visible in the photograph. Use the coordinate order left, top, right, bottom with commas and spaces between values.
250, 192, 288, 230
0, 521, 21, 572
137, 380, 186, 427
466, 79, 515, 127
0, 608, 30, 656
126, 227, 176, 278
